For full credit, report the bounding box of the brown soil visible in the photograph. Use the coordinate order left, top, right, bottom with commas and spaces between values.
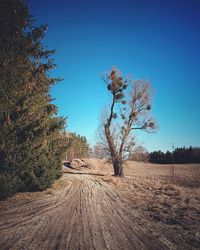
0, 159, 199, 250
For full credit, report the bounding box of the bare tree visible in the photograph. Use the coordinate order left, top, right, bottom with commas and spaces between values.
129, 145, 149, 162
100, 68, 156, 176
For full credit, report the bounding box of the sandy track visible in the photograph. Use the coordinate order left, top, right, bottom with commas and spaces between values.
0, 173, 170, 250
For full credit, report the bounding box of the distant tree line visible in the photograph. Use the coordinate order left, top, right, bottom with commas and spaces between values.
149, 147, 200, 164
65, 133, 90, 160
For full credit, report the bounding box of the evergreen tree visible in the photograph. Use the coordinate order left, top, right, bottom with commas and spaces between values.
149, 147, 200, 164
65, 133, 90, 160
0, 0, 67, 199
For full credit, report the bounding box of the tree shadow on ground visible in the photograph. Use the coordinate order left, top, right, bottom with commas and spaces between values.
63, 171, 104, 176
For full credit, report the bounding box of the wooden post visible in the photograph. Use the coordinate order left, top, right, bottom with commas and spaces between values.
172, 143, 175, 182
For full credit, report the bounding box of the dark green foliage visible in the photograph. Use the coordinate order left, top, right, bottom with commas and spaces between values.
115, 93, 124, 100
147, 104, 151, 110
121, 114, 126, 120
0, 0, 68, 199
149, 147, 200, 164
65, 133, 90, 160
107, 84, 112, 91
107, 72, 127, 101
121, 100, 126, 105
123, 84, 128, 89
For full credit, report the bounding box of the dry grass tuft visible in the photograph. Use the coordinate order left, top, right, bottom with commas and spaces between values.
93, 160, 200, 248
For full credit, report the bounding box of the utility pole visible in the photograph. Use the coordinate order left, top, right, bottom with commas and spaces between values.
172, 143, 175, 181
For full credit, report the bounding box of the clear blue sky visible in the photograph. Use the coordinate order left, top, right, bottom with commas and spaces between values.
28, 0, 200, 152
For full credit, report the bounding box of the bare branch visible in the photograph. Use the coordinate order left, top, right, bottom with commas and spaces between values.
97, 68, 157, 176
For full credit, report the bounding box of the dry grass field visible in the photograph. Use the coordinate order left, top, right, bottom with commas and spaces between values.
95, 160, 200, 249
0, 159, 199, 249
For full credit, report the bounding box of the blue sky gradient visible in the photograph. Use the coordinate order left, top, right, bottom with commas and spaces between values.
29, 0, 200, 152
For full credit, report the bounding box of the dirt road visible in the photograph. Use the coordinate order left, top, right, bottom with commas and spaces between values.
0, 173, 171, 250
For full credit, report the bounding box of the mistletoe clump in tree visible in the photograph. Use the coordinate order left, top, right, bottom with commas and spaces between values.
103, 68, 156, 176
0, 0, 68, 199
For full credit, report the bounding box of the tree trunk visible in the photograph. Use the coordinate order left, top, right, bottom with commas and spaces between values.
112, 158, 123, 176
104, 124, 124, 176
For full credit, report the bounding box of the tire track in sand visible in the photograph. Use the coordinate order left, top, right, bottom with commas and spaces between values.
0, 174, 170, 250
